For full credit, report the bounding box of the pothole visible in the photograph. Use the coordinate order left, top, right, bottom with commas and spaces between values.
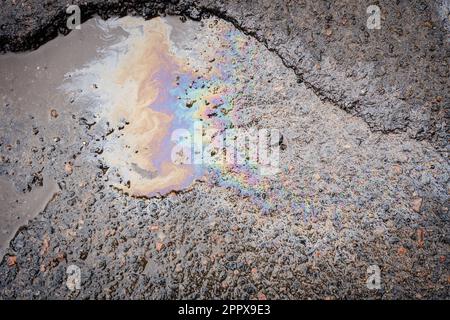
1, 15, 447, 217
0, 13, 449, 299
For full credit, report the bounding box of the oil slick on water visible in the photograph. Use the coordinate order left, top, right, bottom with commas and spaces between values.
64, 17, 274, 198
64, 17, 260, 190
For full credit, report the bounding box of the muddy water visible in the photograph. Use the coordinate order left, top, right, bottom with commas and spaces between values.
0, 18, 128, 125
0, 176, 58, 259
0, 18, 128, 259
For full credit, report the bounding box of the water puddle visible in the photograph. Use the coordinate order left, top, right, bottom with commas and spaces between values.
0, 15, 296, 217
0, 175, 58, 259
0, 18, 121, 259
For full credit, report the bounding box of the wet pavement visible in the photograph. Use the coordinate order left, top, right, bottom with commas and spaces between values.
0, 2, 449, 300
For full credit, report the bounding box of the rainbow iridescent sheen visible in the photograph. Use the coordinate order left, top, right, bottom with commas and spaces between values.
147, 27, 289, 212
